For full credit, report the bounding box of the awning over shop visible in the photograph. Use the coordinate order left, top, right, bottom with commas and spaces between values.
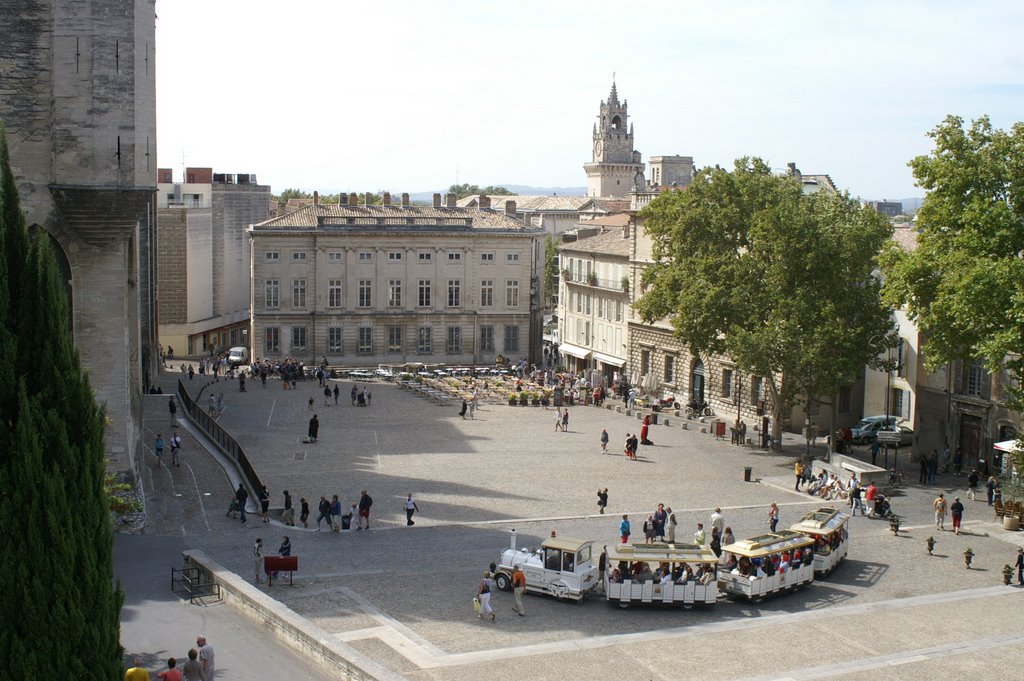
559, 342, 592, 360
994, 440, 1022, 453
592, 351, 626, 367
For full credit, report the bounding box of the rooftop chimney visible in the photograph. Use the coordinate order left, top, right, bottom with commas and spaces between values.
504, 200, 516, 215
478, 195, 491, 210
339, 193, 348, 205
432, 193, 442, 208
382, 192, 391, 206
364, 192, 373, 207
349, 192, 358, 206
445, 193, 456, 208
401, 192, 410, 207
313, 191, 319, 205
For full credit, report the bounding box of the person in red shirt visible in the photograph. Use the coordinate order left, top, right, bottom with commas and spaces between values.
865, 482, 878, 502
158, 657, 182, 681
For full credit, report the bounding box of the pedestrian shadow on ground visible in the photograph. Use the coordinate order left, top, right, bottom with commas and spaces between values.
818, 558, 888, 588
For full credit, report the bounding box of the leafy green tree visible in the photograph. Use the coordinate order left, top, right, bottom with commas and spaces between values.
636, 158, 895, 445
447, 183, 516, 200
273, 188, 311, 202
882, 114, 1024, 461
0, 126, 123, 677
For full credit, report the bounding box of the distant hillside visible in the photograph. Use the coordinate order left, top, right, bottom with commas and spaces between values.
409, 185, 587, 203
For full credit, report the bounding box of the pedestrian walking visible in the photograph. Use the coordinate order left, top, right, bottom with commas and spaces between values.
694, 522, 706, 545
282, 490, 295, 526
554, 408, 562, 432
600, 429, 609, 453
850, 483, 864, 516
333, 384, 340, 405
986, 475, 997, 505
168, 396, 178, 427
562, 407, 569, 431
459, 399, 468, 418
154, 433, 165, 460
157, 658, 181, 681
951, 496, 964, 534
125, 657, 150, 681
967, 469, 979, 501
299, 497, 310, 528
169, 433, 182, 467
316, 496, 331, 531
252, 537, 264, 584
643, 514, 656, 544
1016, 547, 1024, 585
767, 502, 780, 532
934, 492, 948, 530
235, 483, 248, 523
330, 495, 342, 532
259, 485, 270, 523
597, 488, 608, 514
666, 507, 677, 542
478, 571, 495, 621
405, 494, 419, 526
710, 507, 724, 539
919, 456, 928, 484
308, 414, 319, 442
468, 396, 476, 418
511, 564, 526, 616
653, 503, 667, 541
357, 490, 373, 530
710, 527, 722, 557
871, 440, 880, 466
308, 395, 314, 411
794, 460, 804, 490
216, 393, 225, 418
181, 649, 203, 681
188, 365, 195, 381
323, 386, 331, 405
351, 385, 357, 405
196, 636, 215, 681
619, 514, 631, 543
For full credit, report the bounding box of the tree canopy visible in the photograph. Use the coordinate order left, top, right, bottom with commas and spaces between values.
447, 183, 516, 200
0, 126, 123, 677
882, 114, 1024, 413
636, 158, 895, 441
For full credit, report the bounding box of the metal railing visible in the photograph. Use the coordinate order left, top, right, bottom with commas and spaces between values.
176, 378, 263, 503
171, 566, 222, 604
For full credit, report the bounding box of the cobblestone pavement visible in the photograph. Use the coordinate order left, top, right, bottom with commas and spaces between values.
128, 368, 1024, 680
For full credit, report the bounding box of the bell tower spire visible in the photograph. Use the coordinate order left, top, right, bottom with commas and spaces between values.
584, 80, 643, 198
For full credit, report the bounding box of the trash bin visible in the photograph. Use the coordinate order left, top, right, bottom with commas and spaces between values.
743, 466, 753, 482
1004, 515, 1020, 531
341, 514, 352, 531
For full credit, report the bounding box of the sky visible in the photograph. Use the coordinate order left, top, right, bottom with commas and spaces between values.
155, 0, 1024, 200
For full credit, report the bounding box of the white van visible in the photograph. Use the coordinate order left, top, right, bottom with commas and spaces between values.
227, 346, 249, 366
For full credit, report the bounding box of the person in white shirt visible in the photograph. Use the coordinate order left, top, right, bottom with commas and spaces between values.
710, 508, 724, 539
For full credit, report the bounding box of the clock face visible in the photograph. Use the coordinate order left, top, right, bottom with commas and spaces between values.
594, 140, 603, 158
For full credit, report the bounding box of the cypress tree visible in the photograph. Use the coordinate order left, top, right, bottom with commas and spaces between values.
0, 125, 122, 677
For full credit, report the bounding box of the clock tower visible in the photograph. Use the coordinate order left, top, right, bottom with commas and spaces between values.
584, 81, 645, 198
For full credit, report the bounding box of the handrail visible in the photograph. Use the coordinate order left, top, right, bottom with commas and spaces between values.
176, 378, 264, 504
171, 566, 222, 604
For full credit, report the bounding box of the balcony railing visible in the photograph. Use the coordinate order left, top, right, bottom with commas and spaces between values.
563, 274, 627, 292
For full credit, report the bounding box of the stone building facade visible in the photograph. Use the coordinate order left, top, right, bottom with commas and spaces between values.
157, 168, 271, 355
249, 193, 544, 368
1, 0, 158, 475
556, 216, 631, 382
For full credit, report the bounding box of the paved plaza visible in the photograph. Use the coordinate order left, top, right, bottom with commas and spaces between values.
125, 369, 1024, 680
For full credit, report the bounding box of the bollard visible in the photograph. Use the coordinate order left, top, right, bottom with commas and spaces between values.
744, 466, 753, 482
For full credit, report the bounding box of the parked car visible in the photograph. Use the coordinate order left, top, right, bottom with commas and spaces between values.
226, 346, 249, 366
849, 415, 899, 445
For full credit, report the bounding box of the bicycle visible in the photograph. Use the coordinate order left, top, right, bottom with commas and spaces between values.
888, 468, 904, 488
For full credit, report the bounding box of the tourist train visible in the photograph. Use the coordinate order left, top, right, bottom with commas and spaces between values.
492, 507, 850, 607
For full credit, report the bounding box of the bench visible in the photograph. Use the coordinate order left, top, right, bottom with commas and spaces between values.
264, 555, 298, 586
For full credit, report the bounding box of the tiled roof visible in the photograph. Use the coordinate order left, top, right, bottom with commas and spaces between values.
251, 204, 535, 231
584, 213, 631, 227
559, 227, 631, 257
802, 174, 837, 193
584, 198, 632, 213
457, 195, 591, 212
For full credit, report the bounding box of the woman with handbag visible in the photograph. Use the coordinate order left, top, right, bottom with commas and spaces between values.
477, 571, 495, 621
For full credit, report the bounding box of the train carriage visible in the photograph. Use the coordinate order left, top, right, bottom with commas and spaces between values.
789, 506, 850, 576
719, 530, 815, 600
604, 543, 719, 607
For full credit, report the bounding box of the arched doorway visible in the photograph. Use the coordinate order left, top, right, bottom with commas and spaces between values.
690, 358, 705, 406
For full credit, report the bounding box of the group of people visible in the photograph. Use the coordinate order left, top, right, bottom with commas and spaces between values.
608, 559, 717, 586
618, 505, 736, 557
311, 490, 375, 532
725, 547, 813, 580
124, 636, 214, 681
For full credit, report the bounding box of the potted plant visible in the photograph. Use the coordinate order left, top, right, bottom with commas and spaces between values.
530, 391, 541, 406
561, 267, 572, 281
519, 391, 529, 406
926, 536, 936, 555
587, 271, 598, 286
1003, 564, 1014, 585
621, 275, 630, 292
508, 392, 518, 406
540, 389, 552, 407
964, 548, 975, 569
